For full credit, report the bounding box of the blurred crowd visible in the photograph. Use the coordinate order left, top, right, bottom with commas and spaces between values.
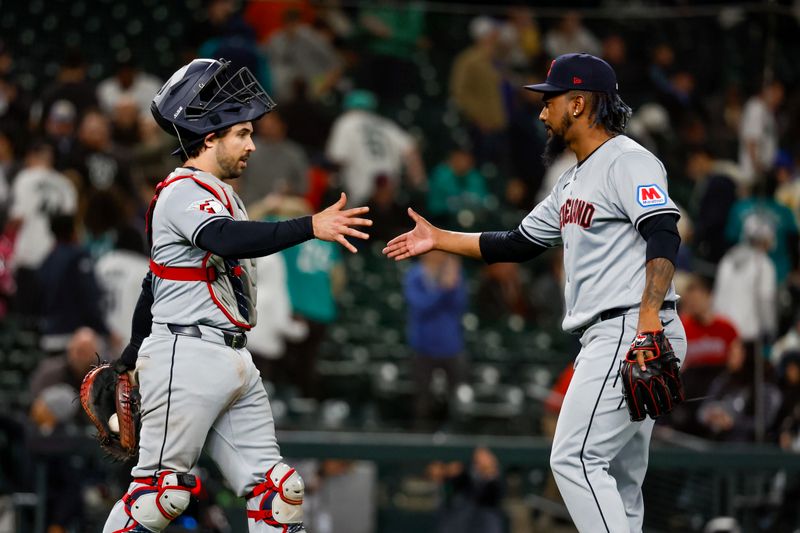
1, 0, 800, 531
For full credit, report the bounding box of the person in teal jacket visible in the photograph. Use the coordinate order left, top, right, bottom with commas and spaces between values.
725, 173, 798, 284
427, 147, 489, 223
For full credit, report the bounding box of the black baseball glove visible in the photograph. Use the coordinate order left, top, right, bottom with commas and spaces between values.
80, 359, 141, 461
619, 330, 684, 422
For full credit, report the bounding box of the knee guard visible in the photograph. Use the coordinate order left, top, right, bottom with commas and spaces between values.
118, 472, 202, 533
246, 462, 305, 531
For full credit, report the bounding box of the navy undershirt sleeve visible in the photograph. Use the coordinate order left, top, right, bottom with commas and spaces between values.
479, 228, 549, 264
195, 216, 315, 259
638, 213, 680, 265
119, 271, 154, 369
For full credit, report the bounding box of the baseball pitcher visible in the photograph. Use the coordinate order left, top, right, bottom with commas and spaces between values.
383, 53, 686, 532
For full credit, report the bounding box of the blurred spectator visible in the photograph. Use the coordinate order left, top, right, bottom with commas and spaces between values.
68, 109, 134, 197
426, 146, 488, 223
697, 348, 782, 442
450, 17, 507, 167
739, 80, 784, 187
264, 9, 342, 101
35, 48, 97, 128
775, 351, 800, 437
37, 215, 112, 353
83, 190, 130, 260
774, 150, 800, 223
724, 172, 798, 283
279, 78, 335, 154
7, 141, 77, 321
43, 99, 79, 171
543, 11, 600, 57
281, 202, 345, 398
247, 250, 307, 380
0, 127, 17, 187
476, 263, 531, 323
601, 34, 643, 104
96, 57, 162, 117
686, 147, 738, 264
243, 0, 316, 43
240, 111, 309, 206
0, 74, 31, 136
707, 84, 743, 158
359, 1, 426, 101
714, 214, 778, 347
668, 274, 742, 435
430, 447, 505, 533
29, 327, 100, 400
648, 43, 676, 103
499, 7, 542, 71
28, 383, 85, 531
404, 252, 467, 424
190, 0, 256, 49
326, 90, 425, 204
506, 77, 547, 208
365, 174, 412, 243
195, 2, 270, 92
29, 383, 79, 436
94, 227, 148, 343
109, 95, 143, 149
772, 313, 800, 368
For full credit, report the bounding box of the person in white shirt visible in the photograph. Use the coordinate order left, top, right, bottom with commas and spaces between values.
739, 80, 784, 187
96, 58, 162, 116
326, 90, 425, 205
94, 227, 149, 344
544, 11, 601, 58
713, 213, 777, 343
8, 141, 77, 319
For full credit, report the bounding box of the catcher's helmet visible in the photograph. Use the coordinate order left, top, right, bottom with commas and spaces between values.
151, 58, 276, 158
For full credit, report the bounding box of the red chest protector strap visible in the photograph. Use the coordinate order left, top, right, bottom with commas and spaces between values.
146, 173, 233, 282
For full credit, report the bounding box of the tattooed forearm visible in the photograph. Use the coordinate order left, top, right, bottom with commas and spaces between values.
641, 257, 674, 312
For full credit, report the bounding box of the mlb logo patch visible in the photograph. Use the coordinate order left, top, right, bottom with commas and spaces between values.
188, 198, 225, 214
637, 185, 667, 207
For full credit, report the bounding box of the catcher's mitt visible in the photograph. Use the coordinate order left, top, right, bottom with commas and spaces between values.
80, 360, 141, 461
620, 330, 684, 422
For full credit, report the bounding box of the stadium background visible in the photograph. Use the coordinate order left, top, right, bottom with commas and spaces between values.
1, 0, 800, 532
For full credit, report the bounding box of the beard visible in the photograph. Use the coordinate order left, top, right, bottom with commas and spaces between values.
216, 143, 246, 180
541, 112, 572, 167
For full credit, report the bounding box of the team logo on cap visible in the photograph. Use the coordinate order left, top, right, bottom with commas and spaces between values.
637, 185, 667, 207
188, 198, 225, 214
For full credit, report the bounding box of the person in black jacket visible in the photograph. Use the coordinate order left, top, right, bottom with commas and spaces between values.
37, 214, 114, 353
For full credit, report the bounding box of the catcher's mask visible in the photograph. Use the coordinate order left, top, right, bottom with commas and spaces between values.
151, 58, 276, 159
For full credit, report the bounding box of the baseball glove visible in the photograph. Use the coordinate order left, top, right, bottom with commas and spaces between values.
80, 360, 141, 461
619, 330, 684, 422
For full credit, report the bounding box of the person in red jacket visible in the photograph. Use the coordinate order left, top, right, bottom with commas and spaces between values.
665, 274, 743, 435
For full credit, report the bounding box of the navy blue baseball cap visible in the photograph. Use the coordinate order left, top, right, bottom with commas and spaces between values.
525, 53, 618, 94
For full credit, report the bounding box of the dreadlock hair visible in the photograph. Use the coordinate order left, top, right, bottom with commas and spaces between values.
568, 90, 632, 134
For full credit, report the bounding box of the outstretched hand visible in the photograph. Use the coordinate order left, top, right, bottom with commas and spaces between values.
382, 208, 437, 260
312, 192, 372, 253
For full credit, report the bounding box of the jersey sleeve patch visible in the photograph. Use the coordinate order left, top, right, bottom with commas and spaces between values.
636, 184, 668, 207
187, 197, 226, 214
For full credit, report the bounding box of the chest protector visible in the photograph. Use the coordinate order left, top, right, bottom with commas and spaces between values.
146, 170, 258, 330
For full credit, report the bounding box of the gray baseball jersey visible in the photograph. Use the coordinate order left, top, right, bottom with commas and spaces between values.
149, 168, 241, 330
518, 135, 679, 331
